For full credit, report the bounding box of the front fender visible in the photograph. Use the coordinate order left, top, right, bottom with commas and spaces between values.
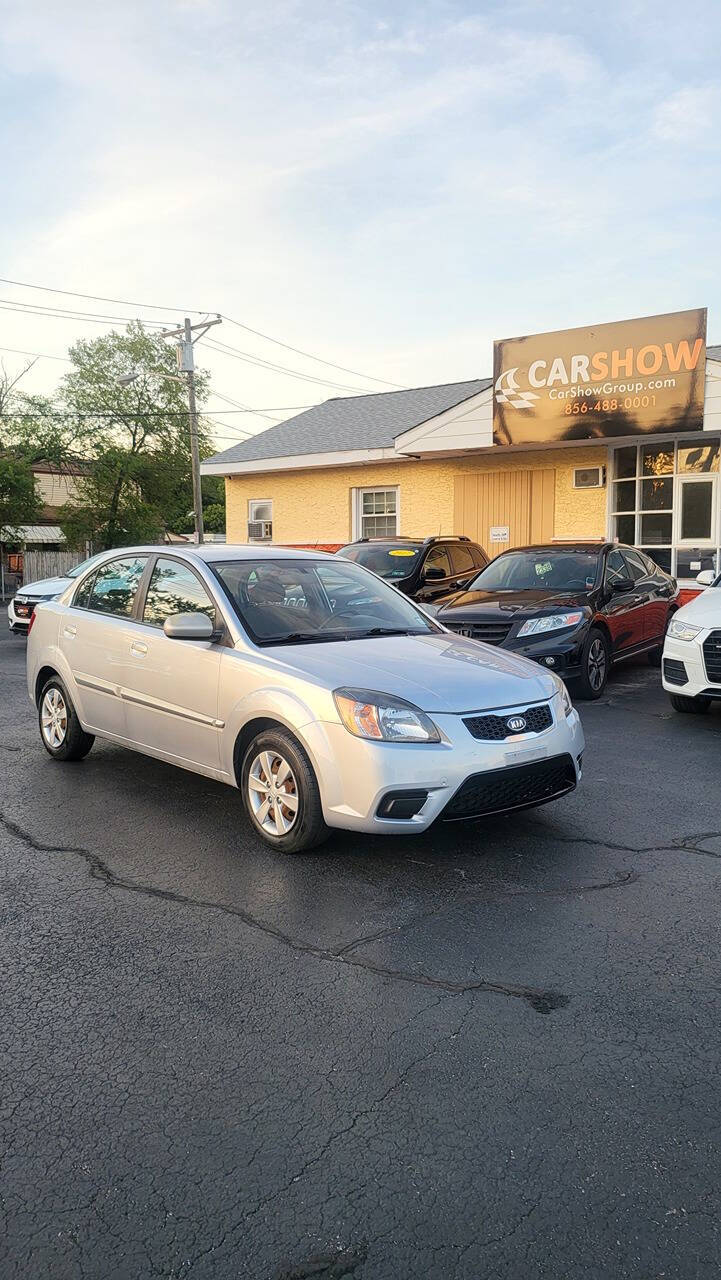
221, 685, 338, 798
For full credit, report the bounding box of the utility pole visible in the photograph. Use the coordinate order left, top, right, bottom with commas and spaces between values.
159, 315, 222, 545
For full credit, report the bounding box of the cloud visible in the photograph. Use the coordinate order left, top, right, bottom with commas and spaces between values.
653, 86, 721, 144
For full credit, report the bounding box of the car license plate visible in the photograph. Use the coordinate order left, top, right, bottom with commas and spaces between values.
504, 745, 548, 766
16, 605, 30, 617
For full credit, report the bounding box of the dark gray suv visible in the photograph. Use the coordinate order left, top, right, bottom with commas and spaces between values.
337, 536, 489, 605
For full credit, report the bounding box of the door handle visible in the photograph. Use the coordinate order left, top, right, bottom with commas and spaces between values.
63, 625, 77, 638
130, 640, 148, 656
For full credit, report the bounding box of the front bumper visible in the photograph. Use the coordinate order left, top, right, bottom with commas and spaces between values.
303, 697, 584, 834
445, 624, 587, 679
662, 633, 721, 700
7, 599, 30, 632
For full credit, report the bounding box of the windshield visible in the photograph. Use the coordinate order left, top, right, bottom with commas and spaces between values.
470, 550, 600, 593
337, 543, 422, 580
212, 557, 436, 645
67, 553, 107, 579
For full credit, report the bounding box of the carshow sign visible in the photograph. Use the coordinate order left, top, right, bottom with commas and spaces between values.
493, 308, 707, 446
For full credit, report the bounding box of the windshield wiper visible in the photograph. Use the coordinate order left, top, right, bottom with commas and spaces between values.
353, 627, 428, 637
259, 631, 354, 646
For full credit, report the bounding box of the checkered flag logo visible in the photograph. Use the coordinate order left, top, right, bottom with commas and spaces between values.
495, 367, 539, 410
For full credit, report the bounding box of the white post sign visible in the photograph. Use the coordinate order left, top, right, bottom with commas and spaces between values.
489, 525, 509, 543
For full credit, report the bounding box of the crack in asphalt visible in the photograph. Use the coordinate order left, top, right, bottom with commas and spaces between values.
274, 1248, 367, 1280
0, 811, 568, 1016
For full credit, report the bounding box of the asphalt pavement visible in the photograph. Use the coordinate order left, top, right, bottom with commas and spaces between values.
1, 624, 720, 1279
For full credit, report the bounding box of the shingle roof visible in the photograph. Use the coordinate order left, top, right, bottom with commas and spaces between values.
707, 343, 721, 361
203, 378, 490, 468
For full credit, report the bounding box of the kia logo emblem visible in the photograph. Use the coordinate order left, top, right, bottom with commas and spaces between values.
507, 716, 527, 732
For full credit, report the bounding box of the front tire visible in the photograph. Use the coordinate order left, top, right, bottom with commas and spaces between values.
669, 693, 711, 714
38, 676, 95, 761
241, 728, 329, 853
577, 627, 610, 700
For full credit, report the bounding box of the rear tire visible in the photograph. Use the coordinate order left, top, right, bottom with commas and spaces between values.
241, 728, 329, 853
577, 627, 610, 700
669, 693, 711, 714
38, 676, 95, 761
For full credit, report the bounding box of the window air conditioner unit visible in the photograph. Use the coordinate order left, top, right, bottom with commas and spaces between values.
573, 466, 606, 489
248, 520, 272, 541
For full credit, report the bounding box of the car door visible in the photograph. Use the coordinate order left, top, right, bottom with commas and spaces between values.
62, 554, 150, 738
449, 543, 481, 594
602, 548, 647, 653
623, 549, 666, 643
121, 555, 225, 772
416, 544, 455, 602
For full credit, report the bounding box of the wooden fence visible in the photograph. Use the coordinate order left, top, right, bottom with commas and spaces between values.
22, 549, 83, 585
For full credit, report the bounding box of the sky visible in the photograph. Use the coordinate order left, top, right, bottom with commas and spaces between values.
1, 0, 720, 449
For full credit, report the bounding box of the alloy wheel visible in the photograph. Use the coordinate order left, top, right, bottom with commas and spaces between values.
41, 688, 68, 749
587, 638, 607, 692
247, 749, 299, 836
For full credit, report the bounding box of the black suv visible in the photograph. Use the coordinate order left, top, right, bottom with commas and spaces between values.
336, 536, 489, 604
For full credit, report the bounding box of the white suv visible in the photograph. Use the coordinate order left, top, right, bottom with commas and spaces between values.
662, 570, 721, 713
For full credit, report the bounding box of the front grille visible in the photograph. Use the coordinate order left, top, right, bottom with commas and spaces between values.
446, 620, 513, 646
703, 631, 721, 685
443, 754, 577, 821
463, 703, 553, 741
663, 658, 688, 687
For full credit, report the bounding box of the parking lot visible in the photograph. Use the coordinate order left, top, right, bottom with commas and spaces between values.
2, 625, 721, 1279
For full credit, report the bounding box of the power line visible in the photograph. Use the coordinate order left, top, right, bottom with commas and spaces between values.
0, 299, 169, 329
220, 313, 403, 388
0, 276, 207, 315
0, 344, 70, 362
0, 275, 403, 389
203, 337, 378, 395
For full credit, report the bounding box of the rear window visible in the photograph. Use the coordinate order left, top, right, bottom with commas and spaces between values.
338, 544, 422, 580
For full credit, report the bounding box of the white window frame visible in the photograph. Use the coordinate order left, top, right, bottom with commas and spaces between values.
607, 435, 721, 579
352, 486, 400, 540
247, 498, 273, 543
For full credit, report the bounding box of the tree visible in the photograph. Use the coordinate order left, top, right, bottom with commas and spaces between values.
202, 501, 226, 534
0, 454, 42, 541
56, 323, 211, 550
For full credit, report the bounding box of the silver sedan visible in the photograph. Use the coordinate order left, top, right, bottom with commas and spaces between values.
27, 545, 584, 852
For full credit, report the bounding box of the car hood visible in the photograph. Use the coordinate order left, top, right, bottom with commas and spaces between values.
256, 632, 558, 713
438, 588, 593, 619
16, 575, 73, 599
675, 588, 721, 629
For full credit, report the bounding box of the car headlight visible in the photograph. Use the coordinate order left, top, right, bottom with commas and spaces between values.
668, 618, 702, 642
560, 684, 573, 717
334, 688, 441, 743
517, 612, 584, 637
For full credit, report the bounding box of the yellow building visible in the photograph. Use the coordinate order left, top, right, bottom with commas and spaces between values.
202, 334, 721, 588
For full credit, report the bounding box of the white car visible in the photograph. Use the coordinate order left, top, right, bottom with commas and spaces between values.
27, 544, 584, 852
8, 553, 107, 635
662, 569, 721, 713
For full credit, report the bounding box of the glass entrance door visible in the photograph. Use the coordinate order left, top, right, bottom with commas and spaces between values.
675, 475, 718, 579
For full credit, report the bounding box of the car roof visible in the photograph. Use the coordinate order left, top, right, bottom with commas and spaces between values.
494, 543, 611, 554
87, 543, 335, 564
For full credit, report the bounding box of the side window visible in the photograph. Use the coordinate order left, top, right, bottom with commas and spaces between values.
605, 549, 628, 588
449, 544, 475, 575
471, 544, 489, 569
143, 558, 217, 627
424, 546, 452, 578
87, 556, 148, 617
73, 570, 98, 610
623, 550, 647, 582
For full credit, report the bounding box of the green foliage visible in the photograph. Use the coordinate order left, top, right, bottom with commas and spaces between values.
202, 502, 226, 534
0, 454, 42, 541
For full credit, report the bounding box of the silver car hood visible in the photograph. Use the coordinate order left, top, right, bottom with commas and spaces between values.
259, 632, 558, 714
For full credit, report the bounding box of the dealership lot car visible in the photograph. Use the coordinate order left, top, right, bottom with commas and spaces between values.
435, 543, 679, 699
8, 552, 107, 635
337, 535, 488, 605
27, 545, 583, 852
662, 568, 721, 712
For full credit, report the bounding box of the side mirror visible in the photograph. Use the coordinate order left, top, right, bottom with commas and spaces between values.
163, 612, 214, 641
696, 569, 716, 587
611, 576, 635, 593
423, 565, 446, 582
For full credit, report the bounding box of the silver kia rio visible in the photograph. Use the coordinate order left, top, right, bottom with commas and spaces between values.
26, 545, 584, 852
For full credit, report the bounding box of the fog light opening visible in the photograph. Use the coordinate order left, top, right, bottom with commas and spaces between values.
376, 790, 429, 820
543, 656, 556, 667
